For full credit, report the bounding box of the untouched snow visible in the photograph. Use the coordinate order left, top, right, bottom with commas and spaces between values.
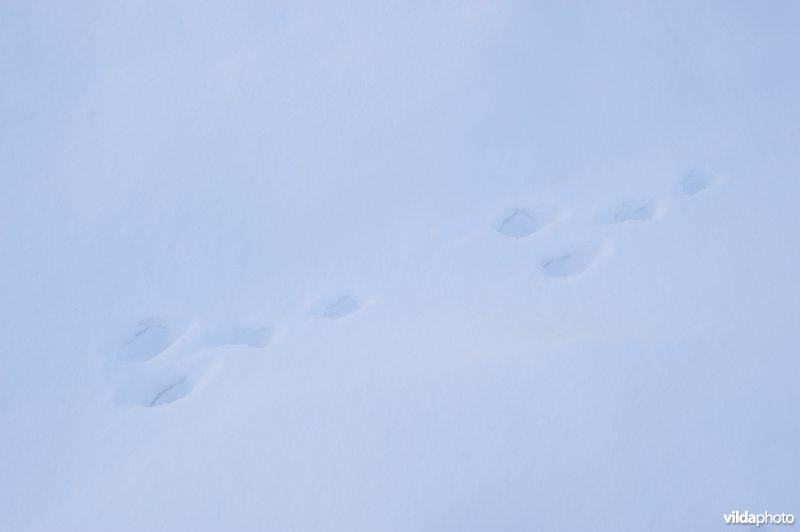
1, 2, 799, 531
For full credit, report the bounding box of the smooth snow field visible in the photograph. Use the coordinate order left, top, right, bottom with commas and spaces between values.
2, 2, 799, 531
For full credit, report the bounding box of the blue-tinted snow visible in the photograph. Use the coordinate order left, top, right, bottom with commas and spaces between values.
1, 2, 799, 531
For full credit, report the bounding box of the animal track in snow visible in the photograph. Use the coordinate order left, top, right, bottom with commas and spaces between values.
313, 292, 364, 319
605, 199, 663, 224
116, 319, 175, 361
497, 207, 559, 239
109, 318, 274, 408
540, 241, 609, 278
193, 326, 274, 350
115, 371, 193, 407
680, 167, 720, 196
147, 378, 192, 407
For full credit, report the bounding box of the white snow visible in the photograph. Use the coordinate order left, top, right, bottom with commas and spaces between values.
1, 2, 799, 531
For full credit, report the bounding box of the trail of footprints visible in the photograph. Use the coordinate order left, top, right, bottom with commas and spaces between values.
111, 320, 277, 407
110, 294, 365, 408
540, 241, 610, 278
107, 168, 719, 407
499, 167, 720, 277
497, 206, 559, 239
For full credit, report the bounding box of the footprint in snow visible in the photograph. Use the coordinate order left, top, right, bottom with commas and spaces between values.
312, 292, 365, 319
116, 319, 175, 362
600, 199, 664, 224
191, 325, 274, 351
146, 378, 192, 407
115, 370, 194, 408
497, 206, 559, 239
540, 241, 609, 278
680, 167, 721, 196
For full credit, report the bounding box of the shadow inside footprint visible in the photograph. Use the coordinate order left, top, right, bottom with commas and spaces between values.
315, 293, 363, 319
611, 200, 659, 223
541, 242, 607, 278
681, 168, 718, 196
116, 374, 193, 407
117, 320, 173, 361
498, 208, 553, 239
148, 379, 192, 407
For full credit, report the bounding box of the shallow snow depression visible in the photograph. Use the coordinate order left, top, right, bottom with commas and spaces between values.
1, 2, 799, 531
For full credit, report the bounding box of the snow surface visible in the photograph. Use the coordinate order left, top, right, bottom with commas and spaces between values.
2, 1, 799, 531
